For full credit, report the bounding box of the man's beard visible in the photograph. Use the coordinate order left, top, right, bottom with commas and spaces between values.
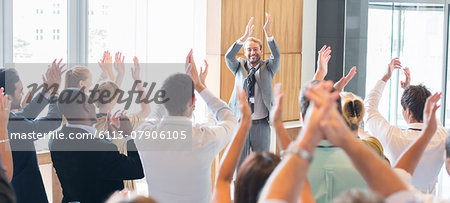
249, 55, 261, 65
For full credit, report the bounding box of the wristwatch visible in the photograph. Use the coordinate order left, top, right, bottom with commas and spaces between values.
281, 144, 313, 163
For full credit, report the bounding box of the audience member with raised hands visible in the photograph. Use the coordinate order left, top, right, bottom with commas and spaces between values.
135, 50, 237, 203
0, 59, 65, 203
364, 57, 447, 192
212, 88, 252, 203
395, 92, 441, 175
0, 88, 13, 182
313, 45, 357, 92
259, 81, 338, 203
320, 102, 410, 201
0, 88, 15, 203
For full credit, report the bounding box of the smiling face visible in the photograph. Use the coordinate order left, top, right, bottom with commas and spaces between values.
244, 40, 262, 66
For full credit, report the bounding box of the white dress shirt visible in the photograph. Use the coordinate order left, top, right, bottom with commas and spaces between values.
136, 88, 237, 203
364, 80, 447, 192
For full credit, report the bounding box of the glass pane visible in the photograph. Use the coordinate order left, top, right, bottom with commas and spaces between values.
397, 4, 444, 127
13, 0, 67, 63
366, 4, 395, 121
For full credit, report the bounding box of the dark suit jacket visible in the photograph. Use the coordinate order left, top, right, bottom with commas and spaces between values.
8, 94, 62, 203
50, 126, 144, 203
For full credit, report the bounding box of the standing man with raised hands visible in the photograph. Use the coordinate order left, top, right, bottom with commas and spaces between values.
225, 13, 281, 167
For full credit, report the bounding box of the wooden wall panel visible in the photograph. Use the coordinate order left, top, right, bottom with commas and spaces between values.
266, 53, 302, 121
221, 0, 265, 54
264, 0, 303, 54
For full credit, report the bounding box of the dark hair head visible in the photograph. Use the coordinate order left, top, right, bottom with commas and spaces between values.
161, 73, 194, 116
234, 152, 281, 203
400, 84, 431, 122
299, 80, 342, 117
446, 135, 450, 158
0, 67, 21, 95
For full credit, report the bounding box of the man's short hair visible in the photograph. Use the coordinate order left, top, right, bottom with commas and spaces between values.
299, 80, 342, 117
245, 37, 263, 50
400, 84, 431, 122
0, 67, 21, 95
161, 74, 194, 116
446, 135, 450, 158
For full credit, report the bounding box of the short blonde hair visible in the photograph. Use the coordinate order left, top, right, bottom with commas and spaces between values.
340, 92, 365, 131
65, 66, 90, 89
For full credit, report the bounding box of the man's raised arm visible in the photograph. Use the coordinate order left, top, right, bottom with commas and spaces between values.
264, 13, 281, 75
225, 17, 255, 75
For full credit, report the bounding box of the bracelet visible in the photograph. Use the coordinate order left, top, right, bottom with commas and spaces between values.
0, 139, 10, 143
281, 144, 313, 163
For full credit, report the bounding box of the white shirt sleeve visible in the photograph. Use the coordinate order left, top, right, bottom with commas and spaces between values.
363, 80, 404, 150
267, 36, 274, 41
198, 88, 238, 154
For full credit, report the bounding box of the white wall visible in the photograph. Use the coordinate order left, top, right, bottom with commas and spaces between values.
301, 0, 317, 87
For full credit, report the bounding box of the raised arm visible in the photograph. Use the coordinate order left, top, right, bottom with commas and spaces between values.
225, 17, 254, 74
114, 52, 125, 87
131, 56, 151, 118
364, 58, 403, 144
313, 45, 332, 80
395, 92, 441, 174
270, 83, 291, 150
0, 88, 13, 181
322, 106, 408, 198
98, 51, 115, 82
259, 81, 338, 203
264, 13, 281, 75
212, 89, 252, 203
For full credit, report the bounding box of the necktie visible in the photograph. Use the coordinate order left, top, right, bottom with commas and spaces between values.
244, 67, 257, 113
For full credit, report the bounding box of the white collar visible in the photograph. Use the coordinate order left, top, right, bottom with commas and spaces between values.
66, 123, 97, 135
247, 61, 260, 70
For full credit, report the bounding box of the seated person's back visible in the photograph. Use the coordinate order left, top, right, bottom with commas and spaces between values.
50, 88, 144, 203
136, 73, 237, 203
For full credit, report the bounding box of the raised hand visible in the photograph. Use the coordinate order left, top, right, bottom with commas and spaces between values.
43, 58, 66, 94
334, 66, 357, 92
199, 60, 208, 87
302, 81, 340, 142
98, 51, 114, 80
0, 88, 11, 127
270, 83, 284, 124
114, 51, 125, 74
316, 45, 332, 77
263, 13, 273, 38
131, 56, 141, 81
382, 58, 402, 82
400, 67, 410, 89
240, 17, 255, 42
185, 49, 193, 76
423, 92, 441, 135
185, 50, 206, 92
237, 88, 251, 121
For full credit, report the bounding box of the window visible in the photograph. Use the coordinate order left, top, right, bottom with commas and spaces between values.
13, 0, 67, 63
366, 3, 444, 128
